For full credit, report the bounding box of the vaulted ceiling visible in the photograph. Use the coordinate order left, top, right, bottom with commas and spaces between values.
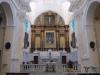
28, 0, 73, 25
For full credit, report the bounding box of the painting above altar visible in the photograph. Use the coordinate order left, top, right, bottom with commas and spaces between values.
45, 31, 56, 48
46, 32, 54, 44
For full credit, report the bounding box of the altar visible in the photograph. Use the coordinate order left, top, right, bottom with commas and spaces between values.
45, 61, 56, 72
45, 49, 56, 72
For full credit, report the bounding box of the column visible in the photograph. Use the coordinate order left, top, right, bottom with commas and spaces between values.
64, 30, 68, 51
67, 26, 70, 52
31, 30, 35, 52
58, 31, 60, 50
64, 26, 69, 52
56, 30, 59, 51
41, 30, 44, 51
67, 30, 69, 48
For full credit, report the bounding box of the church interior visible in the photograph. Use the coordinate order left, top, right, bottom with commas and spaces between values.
0, 0, 100, 75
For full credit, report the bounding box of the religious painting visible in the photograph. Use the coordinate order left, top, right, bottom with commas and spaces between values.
46, 32, 54, 44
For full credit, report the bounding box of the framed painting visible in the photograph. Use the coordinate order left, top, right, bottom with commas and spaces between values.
46, 32, 54, 44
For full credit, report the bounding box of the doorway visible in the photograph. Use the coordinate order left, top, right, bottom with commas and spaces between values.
62, 56, 66, 64
34, 56, 38, 64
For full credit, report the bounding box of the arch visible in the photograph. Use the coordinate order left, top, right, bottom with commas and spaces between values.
34, 10, 65, 25
86, 1, 100, 25
84, 0, 100, 67
0, 2, 14, 26
33, 10, 65, 25
0, 1, 14, 75
84, 0, 100, 26
0, 4, 6, 25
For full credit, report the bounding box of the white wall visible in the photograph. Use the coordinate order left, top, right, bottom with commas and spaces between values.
0, 0, 29, 75
95, 19, 100, 60
70, 0, 100, 72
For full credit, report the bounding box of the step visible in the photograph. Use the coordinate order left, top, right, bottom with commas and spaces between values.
30, 72, 78, 75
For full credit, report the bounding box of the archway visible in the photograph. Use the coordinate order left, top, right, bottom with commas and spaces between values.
0, 2, 13, 75
86, 1, 100, 70
34, 11, 65, 25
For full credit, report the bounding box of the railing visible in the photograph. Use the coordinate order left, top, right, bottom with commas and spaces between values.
84, 66, 100, 73
20, 64, 45, 72
21, 63, 100, 73
20, 64, 80, 73
60, 64, 81, 73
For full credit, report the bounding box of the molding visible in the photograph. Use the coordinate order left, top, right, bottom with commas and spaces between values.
11, 0, 31, 13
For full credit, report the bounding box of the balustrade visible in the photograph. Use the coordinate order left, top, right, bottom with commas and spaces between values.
21, 64, 45, 72
20, 64, 81, 73
83, 66, 100, 73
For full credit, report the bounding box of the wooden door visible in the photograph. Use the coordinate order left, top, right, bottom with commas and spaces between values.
34, 56, 38, 64
62, 56, 66, 64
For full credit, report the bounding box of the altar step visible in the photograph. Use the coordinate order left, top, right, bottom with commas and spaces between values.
30, 72, 78, 75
